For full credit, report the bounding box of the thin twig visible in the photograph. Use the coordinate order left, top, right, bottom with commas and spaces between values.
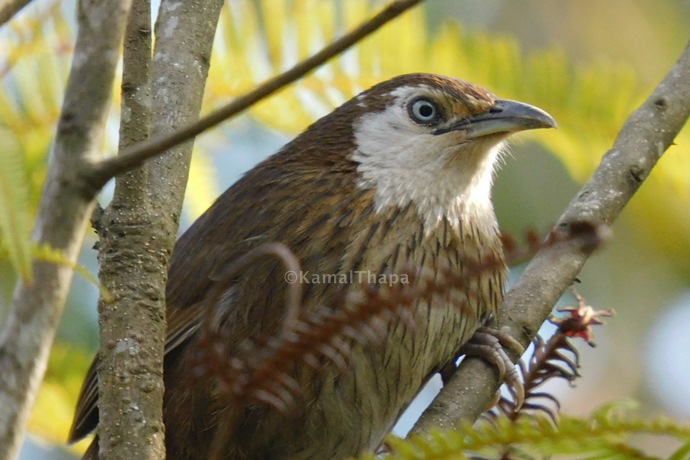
84, 0, 424, 195
0, 0, 33, 27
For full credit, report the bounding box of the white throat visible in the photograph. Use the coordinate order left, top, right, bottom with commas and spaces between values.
352, 109, 505, 237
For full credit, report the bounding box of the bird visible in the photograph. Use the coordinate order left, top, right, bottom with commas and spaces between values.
69, 73, 556, 459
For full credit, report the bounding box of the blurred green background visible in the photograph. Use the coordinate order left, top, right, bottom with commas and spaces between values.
1, 0, 689, 458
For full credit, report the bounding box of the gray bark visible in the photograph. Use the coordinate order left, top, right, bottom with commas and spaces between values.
95, 0, 225, 459
0, 1, 133, 459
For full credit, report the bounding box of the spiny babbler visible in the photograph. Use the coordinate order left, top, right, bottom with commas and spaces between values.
70, 74, 556, 459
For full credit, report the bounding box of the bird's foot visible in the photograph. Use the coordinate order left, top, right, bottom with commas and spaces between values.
459, 326, 525, 409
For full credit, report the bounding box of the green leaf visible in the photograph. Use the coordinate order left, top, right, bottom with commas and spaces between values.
669, 442, 690, 460
28, 340, 94, 454
374, 402, 690, 459
0, 128, 33, 281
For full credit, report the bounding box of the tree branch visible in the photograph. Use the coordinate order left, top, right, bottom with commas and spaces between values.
0, 0, 33, 27
94, 0, 163, 458
0, 1, 132, 459
94, 0, 225, 458
82, 0, 424, 195
410, 38, 690, 434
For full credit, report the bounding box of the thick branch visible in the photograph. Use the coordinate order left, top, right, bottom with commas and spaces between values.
95, 0, 224, 459
411, 38, 690, 433
0, 1, 132, 459
83, 0, 424, 193
94, 0, 163, 458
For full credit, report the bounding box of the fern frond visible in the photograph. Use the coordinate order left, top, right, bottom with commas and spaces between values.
0, 129, 33, 281
189, 224, 607, 413
487, 289, 615, 425
3, 1, 689, 265
382, 403, 690, 459
0, 2, 70, 213
207, 0, 690, 265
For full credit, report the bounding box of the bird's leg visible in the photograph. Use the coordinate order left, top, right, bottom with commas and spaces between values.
456, 326, 525, 409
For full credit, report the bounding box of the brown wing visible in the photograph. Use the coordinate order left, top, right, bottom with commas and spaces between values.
68, 101, 365, 444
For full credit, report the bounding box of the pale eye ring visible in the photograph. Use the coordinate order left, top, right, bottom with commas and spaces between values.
408, 97, 441, 125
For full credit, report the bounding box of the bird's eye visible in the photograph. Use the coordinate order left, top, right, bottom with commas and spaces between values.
408, 98, 441, 125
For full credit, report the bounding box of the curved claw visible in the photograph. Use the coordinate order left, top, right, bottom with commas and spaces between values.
459, 327, 526, 409
476, 326, 525, 355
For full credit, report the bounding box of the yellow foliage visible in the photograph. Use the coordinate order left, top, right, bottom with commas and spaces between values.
366, 401, 690, 459
187, 140, 222, 219
205, 0, 690, 267
28, 342, 93, 455
3, 1, 688, 257
0, 130, 32, 281
1, 0, 690, 447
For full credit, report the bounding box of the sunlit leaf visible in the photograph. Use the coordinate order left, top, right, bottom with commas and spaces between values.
205, 0, 690, 265
28, 341, 93, 455
0, 129, 32, 281
187, 147, 221, 220
375, 401, 690, 459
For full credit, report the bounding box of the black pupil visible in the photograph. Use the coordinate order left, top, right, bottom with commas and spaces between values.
419, 103, 433, 118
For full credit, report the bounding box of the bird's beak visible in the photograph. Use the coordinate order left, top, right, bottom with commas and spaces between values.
433, 99, 557, 138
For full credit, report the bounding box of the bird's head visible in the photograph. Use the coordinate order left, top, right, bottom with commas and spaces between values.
338, 74, 556, 232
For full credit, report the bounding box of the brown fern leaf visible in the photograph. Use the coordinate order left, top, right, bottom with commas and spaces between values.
488, 289, 614, 424
193, 261, 499, 412
191, 223, 610, 413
